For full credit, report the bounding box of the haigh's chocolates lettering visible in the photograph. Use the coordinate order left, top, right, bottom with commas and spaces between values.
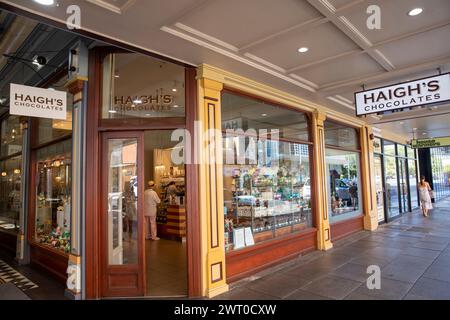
10, 83, 67, 120
113, 91, 175, 113
13, 93, 64, 111
355, 74, 450, 116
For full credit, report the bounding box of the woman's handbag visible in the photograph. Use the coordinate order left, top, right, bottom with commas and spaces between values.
429, 190, 436, 199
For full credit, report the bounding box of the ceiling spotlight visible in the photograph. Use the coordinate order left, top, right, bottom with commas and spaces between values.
261, 113, 268, 117
108, 110, 117, 114
298, 47, 309, 53
32, 56, 47, 66
133, 99, 142, 104
33, 0, 55, 5
114, 74, 120, 79
408, 8, 423, 16
172, 88, 177, 92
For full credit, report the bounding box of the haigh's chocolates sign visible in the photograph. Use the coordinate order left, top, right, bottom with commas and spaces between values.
355, 73, 450, 116
10, 83, 67, 120
113, 90, 175, 113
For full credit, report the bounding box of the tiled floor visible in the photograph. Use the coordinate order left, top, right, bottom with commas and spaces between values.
146, 238, 187, 297
216, 198, 450, 300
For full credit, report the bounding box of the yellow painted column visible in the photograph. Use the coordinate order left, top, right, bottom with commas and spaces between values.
361, 125, 379, 231
312, 111, 333, 250
197, 78, 229, 298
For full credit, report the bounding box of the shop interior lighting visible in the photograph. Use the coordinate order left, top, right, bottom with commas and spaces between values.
298, 47, 309, 53
133, 99, 143, 104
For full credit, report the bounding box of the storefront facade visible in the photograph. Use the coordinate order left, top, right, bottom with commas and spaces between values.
2, 6, 427, 300
373, 137, 419, 224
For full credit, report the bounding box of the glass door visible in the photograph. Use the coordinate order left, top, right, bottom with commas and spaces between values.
101, 131, 145, 297
385, 156, 400, 219
399, 159, 410, 213
374, 155, 385, 223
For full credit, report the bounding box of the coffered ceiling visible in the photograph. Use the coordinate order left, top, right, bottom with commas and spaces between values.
1, 0, 450, 140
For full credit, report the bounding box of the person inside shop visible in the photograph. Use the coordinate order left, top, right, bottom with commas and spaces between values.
144, 181, 161, 240
165, 181, 179, 204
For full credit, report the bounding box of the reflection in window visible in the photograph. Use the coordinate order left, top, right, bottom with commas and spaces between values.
385, 156, 399, 218
324, 121, 359, 150
431, 147, 450, 201
1, 116, 22, 157
107, 138, 138, 265
102, 53, 186, 119
35, 139, 72, 253
221, 92, 311, 252
0, 156, 21, 234
326, 149, 361, 222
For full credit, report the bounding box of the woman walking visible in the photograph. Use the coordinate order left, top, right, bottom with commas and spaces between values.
418, 176, 433, 217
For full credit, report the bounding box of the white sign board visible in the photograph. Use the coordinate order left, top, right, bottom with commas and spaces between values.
355, 73, 450, 116
10, 83, 67, 120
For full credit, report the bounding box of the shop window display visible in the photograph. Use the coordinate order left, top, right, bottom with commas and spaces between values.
222, 92, 312, 252
34, 139, 72, 253
0, 156, 22, 234
326, 149, 361, 222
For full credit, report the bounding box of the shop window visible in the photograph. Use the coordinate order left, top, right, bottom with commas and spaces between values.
324, 121, 359, 150
34, 139, 72, 253
407, 146, 416, 159
222, 92, 312, 252
37, 77, 73, 145
385, 155, 400, 218
383, 140, 396, 156
431, 147, 450, 201
0, 156, 21, 234
221, 92, 309, 142
1, 116, 22, 157
409, 159, 419, 209
326, 149, 362, 222
397, 145, 407, 158
102, 53, 185, 119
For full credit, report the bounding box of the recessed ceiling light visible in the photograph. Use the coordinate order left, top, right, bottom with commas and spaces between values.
173, 105, 179, 108
298, 47, 309, 53
172, 88, 177, 92
408, 8, 423, 16
133, 99, 142, 104
261, 113, 268, 117
108, 110, 117, 114
33, 0, 55, 6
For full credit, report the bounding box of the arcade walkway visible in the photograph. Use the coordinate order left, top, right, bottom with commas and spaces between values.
216, 198, 450, 300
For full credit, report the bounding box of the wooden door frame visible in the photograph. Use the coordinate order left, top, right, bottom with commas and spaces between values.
100, 130, 146, 297
85, 47, 201, 299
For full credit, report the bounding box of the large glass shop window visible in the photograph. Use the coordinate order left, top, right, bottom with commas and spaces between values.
222, 92, 312, 252
1, 116, 22, 156
34, 139, 72, 253
102, 53, 185, 119
324, 121, 361, 222
0, 156, 22, 234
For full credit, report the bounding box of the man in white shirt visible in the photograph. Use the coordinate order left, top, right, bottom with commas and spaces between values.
144, 181, 161, 240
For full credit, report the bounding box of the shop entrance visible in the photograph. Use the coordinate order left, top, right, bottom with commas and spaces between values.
100, 130, 187, 297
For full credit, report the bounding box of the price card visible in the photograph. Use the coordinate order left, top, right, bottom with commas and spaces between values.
244, 227, 255, 246
233, 228, 246, 249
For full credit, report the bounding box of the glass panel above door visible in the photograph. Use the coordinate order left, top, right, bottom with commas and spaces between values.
102, 53, 185, 119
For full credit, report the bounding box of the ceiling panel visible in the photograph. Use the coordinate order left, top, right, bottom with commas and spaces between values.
342, 0, 450, 44
179, 0, 323, 48
376, 25, 450, 68
247, 22, 360, 70
328, 0, 359, 10
293, 53, 384, 86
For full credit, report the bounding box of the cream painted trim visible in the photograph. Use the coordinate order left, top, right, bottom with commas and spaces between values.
198, 64, 367, 127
